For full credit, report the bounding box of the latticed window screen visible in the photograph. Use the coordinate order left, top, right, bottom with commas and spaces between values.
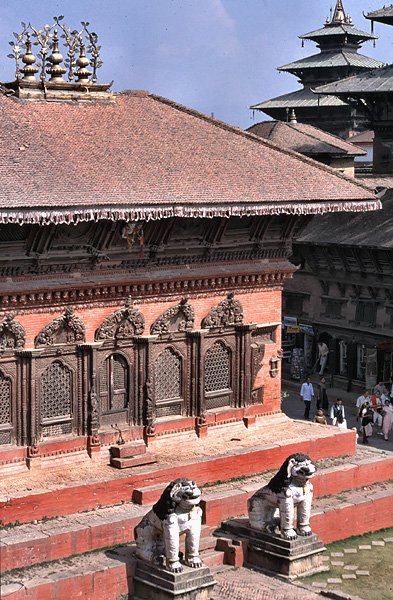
0, 371, 11, 426
99, 354, 128, 413
155, 348, 181, 402
41, 361, 72, 420
205, 342, 231, 392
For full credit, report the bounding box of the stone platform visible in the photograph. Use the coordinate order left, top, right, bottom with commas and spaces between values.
219, 519, 327, 579
134, 560, 216, 600
0, 413, 356, 525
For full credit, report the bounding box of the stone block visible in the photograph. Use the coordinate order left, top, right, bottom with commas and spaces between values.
133, 560, 216, 600
356, 570, 370, 576
342, 574, 357, 580
331, 561, 344, 566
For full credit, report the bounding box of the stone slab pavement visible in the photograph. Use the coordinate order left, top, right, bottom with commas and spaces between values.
213, 567, 324, 600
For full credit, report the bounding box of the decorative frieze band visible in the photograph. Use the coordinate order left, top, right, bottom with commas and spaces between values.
0, 270, 292, 313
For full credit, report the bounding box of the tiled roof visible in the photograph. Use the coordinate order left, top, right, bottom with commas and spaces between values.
366, 6, 393, 24
297, 188, 393, 248
0, 89, 378, 224
251, 87, 346, 111
347, 130, 374, 144
316, 64, 393, 94
300, 24, 377, 42
279, 51, 384, 72
247, 121, 366, 157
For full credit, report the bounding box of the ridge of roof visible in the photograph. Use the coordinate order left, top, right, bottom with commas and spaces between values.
278, 50, 384, 72
251, 87, 347, 110
299, 23, 377, 41
315, 62, 393, 94
247, 120, 366, 156
145, 92, 374, 192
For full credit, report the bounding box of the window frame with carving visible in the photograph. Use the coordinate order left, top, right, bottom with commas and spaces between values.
203, 338, 233, 410
98, 352, 129, 418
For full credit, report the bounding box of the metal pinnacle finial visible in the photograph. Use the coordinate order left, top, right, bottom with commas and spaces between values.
332, 0, 346, 24
47, 29, 66, 82
289, 109, 297, 124
75, 42, 92, 83
21, 33, 39, 81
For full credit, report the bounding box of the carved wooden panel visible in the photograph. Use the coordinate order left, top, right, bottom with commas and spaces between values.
99, 353, 128, 413
0, 370, 12, 444
205, 342, 231, 393
201, 293, 243, 329
204, 340, 232, 409
0, 315, 25, 353
95, 297, 144, 340
35, 308, 85, 347
150, 299, 195, 335
155, 348, 181, 402
40, 360, 73, 438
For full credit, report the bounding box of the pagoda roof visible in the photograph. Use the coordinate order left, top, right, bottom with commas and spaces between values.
300, 23, 377, 43
366, 6, 393, 25
251, 87, 347, 111
279, 51, 384, 73
0, 88, 378, 225
316, 63, 393, 95
297, 189, 393, 249
247, 120, 366, 158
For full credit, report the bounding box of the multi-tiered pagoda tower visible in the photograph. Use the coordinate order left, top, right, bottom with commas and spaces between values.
317, 5, 393, 173
252, 0, 383, 137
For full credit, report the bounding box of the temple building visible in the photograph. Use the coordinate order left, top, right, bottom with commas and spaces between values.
247, 111, 366, 178
317, 5, 393, 174
251, 0, 383, 137
283, 190, 393, 390
0, 19, 378, 470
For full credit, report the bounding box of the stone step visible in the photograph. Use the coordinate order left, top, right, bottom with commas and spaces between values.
110, 453, 157, 470
2, 483, 393, 600
109, 441, 147, 459
1, 449, 393, 574
0, 417, 357, 526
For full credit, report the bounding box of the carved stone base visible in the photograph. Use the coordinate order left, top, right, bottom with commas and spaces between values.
220, 518, 328, 580
87, 435, 101, 460
133, 560, 216, 600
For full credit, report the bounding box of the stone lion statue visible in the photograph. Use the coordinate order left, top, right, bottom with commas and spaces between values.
134, 478, 203, 573
248, 453, 316, 540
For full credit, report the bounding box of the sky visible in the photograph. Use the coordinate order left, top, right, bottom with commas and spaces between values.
0, 0, 391, 128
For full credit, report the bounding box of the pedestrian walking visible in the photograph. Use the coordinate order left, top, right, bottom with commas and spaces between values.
300, 377, 314, 420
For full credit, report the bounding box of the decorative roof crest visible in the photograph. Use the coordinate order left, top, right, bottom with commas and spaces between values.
6, 16, 111, 98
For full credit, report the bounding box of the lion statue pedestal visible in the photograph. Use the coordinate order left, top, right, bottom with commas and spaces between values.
134, 478, 216, 600
219, 454, 328, 579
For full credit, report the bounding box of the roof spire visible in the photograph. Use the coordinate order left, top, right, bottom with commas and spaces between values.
289, 109, 297, 123
331, 0, 346, 24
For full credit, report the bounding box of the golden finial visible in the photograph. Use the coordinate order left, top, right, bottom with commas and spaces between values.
332, 0, 346, 24
46, 29, 66, 82
75, 42, 92, 83
20, 33, 39, 81
289, 109, 297, 124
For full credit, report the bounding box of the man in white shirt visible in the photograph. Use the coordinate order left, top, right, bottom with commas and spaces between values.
300, 377, 314, 420
356, 390, 370, 420
317, 342, 329, 376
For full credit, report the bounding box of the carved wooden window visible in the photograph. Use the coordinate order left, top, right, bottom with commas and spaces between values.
40, 361, 73, 437
0, 370, 12, 445
155, 349, 181, 402
99, 354, 128, 413
205, 342, 231, 393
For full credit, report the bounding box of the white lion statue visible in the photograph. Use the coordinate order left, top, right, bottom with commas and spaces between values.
248, 453, 316, 540
134, 478, 203, 573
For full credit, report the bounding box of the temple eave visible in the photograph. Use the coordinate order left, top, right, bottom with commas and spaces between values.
0, 200, 382, 226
